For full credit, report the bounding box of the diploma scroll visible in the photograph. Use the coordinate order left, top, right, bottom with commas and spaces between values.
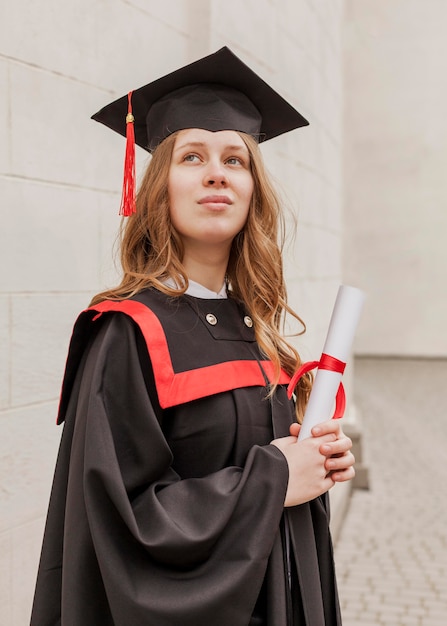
296, 285, 365, 440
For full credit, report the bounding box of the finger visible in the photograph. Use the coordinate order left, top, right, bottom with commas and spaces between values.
330, 466, 356, 483
319, 436, 353, 458
289, 423, 301, 437
325, 451, 355, 472
312, 420, 343, 438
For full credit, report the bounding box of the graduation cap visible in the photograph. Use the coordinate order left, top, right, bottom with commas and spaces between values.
91, 46, 309, 215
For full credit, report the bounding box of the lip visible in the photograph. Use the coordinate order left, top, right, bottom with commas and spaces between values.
198, 195, 232, 205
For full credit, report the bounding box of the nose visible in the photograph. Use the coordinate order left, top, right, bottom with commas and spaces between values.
203, 160, 228, 187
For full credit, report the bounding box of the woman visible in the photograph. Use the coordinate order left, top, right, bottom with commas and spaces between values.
31, 47, 354, 626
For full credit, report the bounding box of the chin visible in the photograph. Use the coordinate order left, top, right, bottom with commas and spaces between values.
204, 232, 239, 245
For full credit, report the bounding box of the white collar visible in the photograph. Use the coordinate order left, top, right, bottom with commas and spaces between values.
163, 278, 228, 299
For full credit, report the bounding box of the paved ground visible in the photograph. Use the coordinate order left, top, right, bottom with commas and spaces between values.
334, 357, 447, 626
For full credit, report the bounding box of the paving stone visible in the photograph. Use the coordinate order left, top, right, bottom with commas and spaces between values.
335, 358, 447, 626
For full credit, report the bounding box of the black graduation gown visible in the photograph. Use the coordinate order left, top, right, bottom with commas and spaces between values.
30, 288, 341, 626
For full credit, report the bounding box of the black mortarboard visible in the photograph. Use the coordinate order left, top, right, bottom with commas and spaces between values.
91, 47, 309, 214
92, 46, 309, 152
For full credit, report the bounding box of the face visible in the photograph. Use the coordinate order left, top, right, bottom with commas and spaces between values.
168, 129, 254, 254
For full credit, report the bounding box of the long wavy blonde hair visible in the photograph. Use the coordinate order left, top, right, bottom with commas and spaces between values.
91, 131, 311, 417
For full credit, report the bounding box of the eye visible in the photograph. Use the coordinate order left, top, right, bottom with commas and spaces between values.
182, 153, 201, 163
226, 156, 244, 166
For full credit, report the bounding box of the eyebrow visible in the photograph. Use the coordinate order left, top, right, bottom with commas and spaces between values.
173, 141, 249, 154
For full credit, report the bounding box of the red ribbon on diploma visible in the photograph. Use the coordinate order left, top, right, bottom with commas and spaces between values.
287, 353, 346, 419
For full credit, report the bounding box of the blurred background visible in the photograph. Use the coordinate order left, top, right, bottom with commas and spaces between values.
1, 1, 446, 624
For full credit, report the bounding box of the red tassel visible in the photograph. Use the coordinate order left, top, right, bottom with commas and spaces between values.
119, 91, 136, 216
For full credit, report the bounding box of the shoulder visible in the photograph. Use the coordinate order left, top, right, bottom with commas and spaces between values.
56, 294, 157, 425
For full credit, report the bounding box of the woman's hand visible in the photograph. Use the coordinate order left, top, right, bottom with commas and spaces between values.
271, 420, 355, 507
310, 420, 355, 483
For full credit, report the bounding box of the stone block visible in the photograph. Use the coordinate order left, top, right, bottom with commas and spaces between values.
91, 5, 190, 94
98, 197, 122, 289
2, 1, 189, 94
212, 1, 276, 71
321, 181, 342, 233
0, 530, 12, 625
343, 424, 370, 490
294, 224, 341, 281
0, 516, 47, 625
133, 0, 202, 35
0, 58, 9, 173
277, 0, 319, 74
288, 279, 341, 360
344, 0, 447, 357
0, 178, 112, 293
262, 150, 307, 222
330, 480, 352, 543
291, 167, 321, 226
0, 0, 96, 84
12, 518, 46, 624
11, 292, 90, 406
0, 403, 60, 534
9, 63, 121, 191
0, 296, 10, 409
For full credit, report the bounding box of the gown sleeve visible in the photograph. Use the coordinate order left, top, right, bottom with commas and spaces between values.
33, 312, 289, 626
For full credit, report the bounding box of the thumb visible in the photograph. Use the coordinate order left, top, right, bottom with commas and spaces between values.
289, 423, 301, 437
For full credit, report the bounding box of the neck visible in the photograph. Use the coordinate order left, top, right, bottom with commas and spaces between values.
182, 243, 230, 293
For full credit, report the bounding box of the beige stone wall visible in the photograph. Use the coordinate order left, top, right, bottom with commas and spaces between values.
344, 0, 447, 356
0, 1, 345, 622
